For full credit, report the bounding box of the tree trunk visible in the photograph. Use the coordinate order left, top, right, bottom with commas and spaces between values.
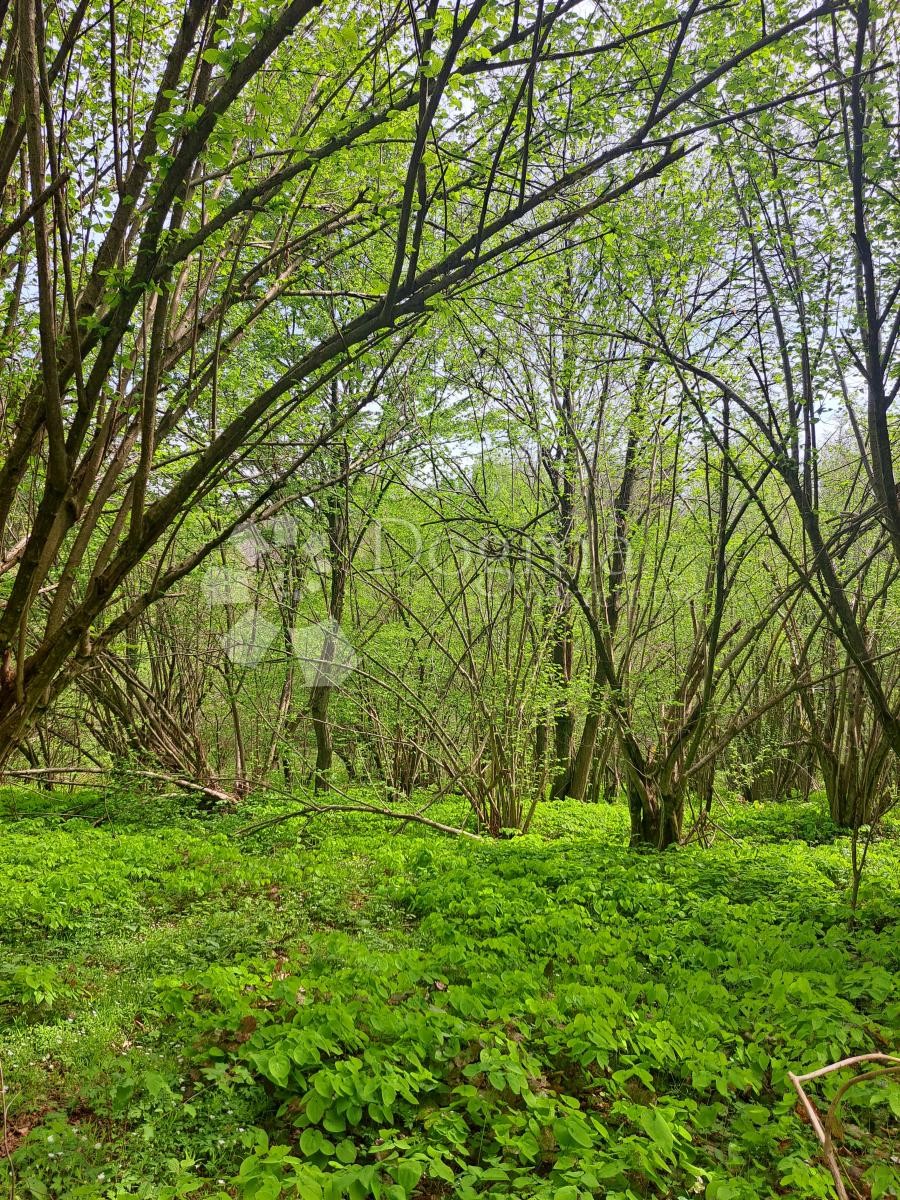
548, 619, 574, 798
564, 711, 599, 801
534, 719, 549, 791
628, 783, 682, 849
823, 763, 870, 828
310, 682, 333, 794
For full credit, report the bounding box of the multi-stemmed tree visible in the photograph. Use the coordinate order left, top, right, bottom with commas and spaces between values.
0, 0, 845, 766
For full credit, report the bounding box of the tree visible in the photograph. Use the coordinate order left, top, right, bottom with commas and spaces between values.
0, 0, 842, 766
632, 0, 900, 786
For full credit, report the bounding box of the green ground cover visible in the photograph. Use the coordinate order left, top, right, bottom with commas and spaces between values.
0, 789, 897, 1199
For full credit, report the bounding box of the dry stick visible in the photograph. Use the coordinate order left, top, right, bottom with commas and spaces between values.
235, 781, 483, 842
0, 765, 233, 806
788, 1054, 900, 1200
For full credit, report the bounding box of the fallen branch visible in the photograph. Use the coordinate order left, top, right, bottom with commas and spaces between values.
3, 765, 479, 839
0, 765, 236, 807
788, 1053, 900, 1200
235, 788, 482, 841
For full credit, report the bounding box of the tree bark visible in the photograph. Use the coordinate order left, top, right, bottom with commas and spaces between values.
310, 682, 333, 793
628, 783, 682, 849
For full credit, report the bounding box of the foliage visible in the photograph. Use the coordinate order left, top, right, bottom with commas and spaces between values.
1, 790, 897, 1198
2, 0, 900, 1192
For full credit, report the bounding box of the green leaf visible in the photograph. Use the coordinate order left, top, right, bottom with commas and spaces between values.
266, 1052, 291, 1088
335, 1138, 357, 1164
300, 1127, 322, 1156
640, 1108, 674, 1157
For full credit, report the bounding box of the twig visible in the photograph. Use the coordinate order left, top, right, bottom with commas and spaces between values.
788, 1054, 900, 1200
701, 816, 741, 844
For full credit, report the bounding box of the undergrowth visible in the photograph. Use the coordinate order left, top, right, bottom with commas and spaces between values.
0, 788, 897, 1199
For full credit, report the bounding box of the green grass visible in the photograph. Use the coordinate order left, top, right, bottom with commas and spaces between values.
0, 789, 897, 1199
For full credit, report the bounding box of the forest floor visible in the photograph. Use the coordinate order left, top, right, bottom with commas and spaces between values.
0, 788, 897, 1200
